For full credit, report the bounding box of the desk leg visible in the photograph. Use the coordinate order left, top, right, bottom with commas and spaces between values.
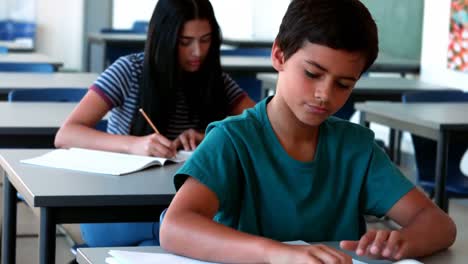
434, 131, 449, 212
359, 111, 369, 128
2, 175, 17, 264
388, 129, 396, 161
394, 130, 402, 165
39, 207, 56, 264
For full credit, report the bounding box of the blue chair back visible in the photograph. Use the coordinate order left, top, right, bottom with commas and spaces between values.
221, 48, 271, 57
0, 46, 7, 53
0, 63, 54, 73
100, 28, 138, 34
132, 21, 149, 33
8, 88, 87, 102
402, 90, 468, 198
0, 20, 36, 41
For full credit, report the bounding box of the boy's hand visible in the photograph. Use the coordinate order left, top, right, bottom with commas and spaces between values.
268, 243, 352, 264
340, 229, 410, 260
173, 129, 205, 151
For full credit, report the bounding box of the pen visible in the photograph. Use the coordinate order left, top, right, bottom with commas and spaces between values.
138, 108, 160, 134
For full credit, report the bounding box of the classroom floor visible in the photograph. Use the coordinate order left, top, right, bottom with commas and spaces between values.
1, 152, 468, 264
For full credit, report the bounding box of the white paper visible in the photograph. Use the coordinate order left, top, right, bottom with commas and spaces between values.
21, 148, 192, 175
106, 242, 368, 264
107, 250, 219, 264
285, 241, 367, 264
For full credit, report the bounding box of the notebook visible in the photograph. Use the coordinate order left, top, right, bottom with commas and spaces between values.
21, 148, 192, 175
105, 241, 368, 264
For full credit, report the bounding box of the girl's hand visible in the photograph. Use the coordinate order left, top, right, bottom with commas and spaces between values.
173, 129, 205, 151
340, 229, 410, 260
268, 243, 352, 264
129, 133, 176, 158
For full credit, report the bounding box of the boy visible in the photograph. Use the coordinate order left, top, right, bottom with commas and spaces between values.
160, 0, 456, 263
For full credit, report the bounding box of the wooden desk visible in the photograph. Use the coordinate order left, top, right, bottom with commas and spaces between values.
0, 149, 179, 264
87, 33, 419, 76
373, 53, 420, 75
88, 33, 146, 44
87, 33, 146, 72
77, 242, 391, 264
221, 55, 273, 74
0, 40, 34, 52
355, 102, 468, 212
0, 52, 63, 69
221, 52, 419, 76
0, 72, 97, 98
0, 102, 77, 147
222, 37, 273, 48
257, 74, 454, 100
77, 240, 468, 264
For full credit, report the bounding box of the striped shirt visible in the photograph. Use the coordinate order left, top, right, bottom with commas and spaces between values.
91, 53, 246, 140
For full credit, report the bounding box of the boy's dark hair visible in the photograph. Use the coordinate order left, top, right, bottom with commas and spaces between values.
132, 0, 227, 137
276, 0, 379, 73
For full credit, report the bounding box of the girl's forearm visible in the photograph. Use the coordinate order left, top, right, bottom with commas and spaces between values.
55, 123, 136, 153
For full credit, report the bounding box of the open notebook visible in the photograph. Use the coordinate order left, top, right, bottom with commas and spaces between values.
105, 241, 368, 264
20, 148, 192, 175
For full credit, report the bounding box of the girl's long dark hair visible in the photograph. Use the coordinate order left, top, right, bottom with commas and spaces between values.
131, 0, 227, 136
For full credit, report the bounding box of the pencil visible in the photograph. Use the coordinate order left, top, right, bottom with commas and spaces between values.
139, 108, 160, 134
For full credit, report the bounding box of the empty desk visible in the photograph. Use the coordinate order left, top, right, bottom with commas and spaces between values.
257, 74, 455, 100
0, 72, 98, 99
373, 52, 420, 75
0, 102, 77, 147
0, 40, 34, 52
87, 33, 146, 72
222, 37, 273, 48
0, 52, 63, 70
356, 102, 468, 212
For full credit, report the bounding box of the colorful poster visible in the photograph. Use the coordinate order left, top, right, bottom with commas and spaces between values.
448, 0, 468, 71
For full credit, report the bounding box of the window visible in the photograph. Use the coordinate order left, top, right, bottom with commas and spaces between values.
112, 0, 289, 40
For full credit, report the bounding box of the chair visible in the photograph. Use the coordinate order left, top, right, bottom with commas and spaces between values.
402, 90, 468, 208
131, 21, 149, 33
0, 63, 54, 73
0, 46, 7, 53
8, 88, 87, 102
221, 48, 271, 57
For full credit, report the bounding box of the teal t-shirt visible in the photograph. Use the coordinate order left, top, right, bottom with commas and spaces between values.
175, 97, 414, 242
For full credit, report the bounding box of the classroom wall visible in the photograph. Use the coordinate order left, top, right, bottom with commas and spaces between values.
251, 0, 289, 39
35, 0, 85, 71
420, 0, 468, 92
84, 0, 112, 72
211, 0, 289, 40
420, 0, 468, 175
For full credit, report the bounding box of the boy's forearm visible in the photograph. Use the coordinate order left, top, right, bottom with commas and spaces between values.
160, 211, 281, 264
400, 207, 456, 257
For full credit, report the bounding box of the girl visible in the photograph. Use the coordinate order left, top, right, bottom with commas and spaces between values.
55, 0, 254, 247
